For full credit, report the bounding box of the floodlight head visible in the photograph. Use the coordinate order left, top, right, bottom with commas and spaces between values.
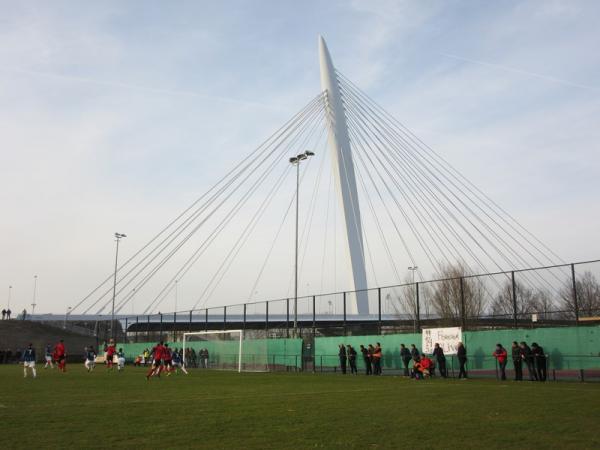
305, 150, 315, 156
289, 157, 298, 164
298, 154, 308, 161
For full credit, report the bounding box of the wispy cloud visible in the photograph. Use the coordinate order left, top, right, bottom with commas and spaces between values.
442, 54, 599, 93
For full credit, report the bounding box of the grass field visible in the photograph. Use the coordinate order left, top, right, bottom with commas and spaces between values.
1, 365, 599, 449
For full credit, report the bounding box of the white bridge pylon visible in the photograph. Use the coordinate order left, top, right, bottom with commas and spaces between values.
319, 36, 369, 315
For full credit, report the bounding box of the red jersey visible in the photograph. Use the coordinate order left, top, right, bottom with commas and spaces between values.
152, 345, 165, 360
420, 357, 433, 370
163, 347, 172, 362
106, 344, 116, 357
55, 342, 66, 357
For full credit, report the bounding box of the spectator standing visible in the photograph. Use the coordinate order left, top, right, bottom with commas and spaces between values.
433, 343, 447, 378
410, 344, 420, 361
511, 341, 522, 381
520, 342, 538, 381
492, 344, 508, 380
6, 308, 11, 319
531, 343, 547, 382
1, 309, 5, 320
372, 343, 383, 375
22, 344, 36, 378
338, 344, 347, 374
360, 345, 372, 375
400, 344, 411, 377
457, 342, 467, 379
347, 345, 357, 375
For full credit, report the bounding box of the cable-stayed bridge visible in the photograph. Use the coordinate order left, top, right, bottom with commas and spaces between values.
61, 37, 598, 335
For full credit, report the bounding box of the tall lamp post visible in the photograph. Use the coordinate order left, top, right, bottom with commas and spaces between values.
408, 266, 418, 332
289, 150, 315, 336
111, 232, 127, 341
7, 285, 12, 310
31, 275, 38, 316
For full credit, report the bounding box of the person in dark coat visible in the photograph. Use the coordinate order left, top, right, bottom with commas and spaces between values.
338, 344, 347, 374
360, 345, 372, 375
457, 342, 467, 379
400, 344, 411, 377
531, 342, 547, 382
520, 342, 538, 381
410, 344, 420, 361
347, 345, 357, 375
511, 341, 522, 381
432, 343, 447, 378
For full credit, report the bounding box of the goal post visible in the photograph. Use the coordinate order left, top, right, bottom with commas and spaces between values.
182, 330, 243, 372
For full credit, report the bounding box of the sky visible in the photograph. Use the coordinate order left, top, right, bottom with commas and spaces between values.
1, 0, 599, 315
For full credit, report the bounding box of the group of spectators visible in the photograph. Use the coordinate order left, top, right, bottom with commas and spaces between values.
1, 308, 12, 320
338, 343, 383, 375
492, 341, 547, 381
337, 340, 547, 382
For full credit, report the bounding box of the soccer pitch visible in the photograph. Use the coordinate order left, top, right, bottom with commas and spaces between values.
1, 366, 598, 449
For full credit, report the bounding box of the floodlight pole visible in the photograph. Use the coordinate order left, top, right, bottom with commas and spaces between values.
111, 232, 126, 341
31, 275, 38, 316
290, 151, 314, 337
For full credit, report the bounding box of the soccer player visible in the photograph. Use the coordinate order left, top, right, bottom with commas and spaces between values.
106, 339, 117, 370
146, 341, 164, 379
171, 348, 188, 375
54, 339, 67, 372
44, 343, 54, 369
22, 343, 37, 378
85, 346, 97, 372
163, 343, 173, 375
117, 348, 126, 372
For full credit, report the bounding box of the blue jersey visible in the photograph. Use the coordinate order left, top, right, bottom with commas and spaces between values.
86, 350, 96, 362
45, 345, 52, 357
23, 348, 36, 362
172, 353, 181, 363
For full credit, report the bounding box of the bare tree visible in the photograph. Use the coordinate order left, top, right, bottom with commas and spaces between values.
429, 264, 485, 320
491, 281, 556, 319
561, 270, 600, 318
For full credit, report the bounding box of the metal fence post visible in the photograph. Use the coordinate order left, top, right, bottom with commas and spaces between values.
286, 298, 290, 338
378, 288, 382, 335
265, 301, 269, 334
415, 282, 421, 331
173, 312, 176, 342
571, 263, 579, 325
135, 316, 139, 343
312, 295, 316, 337
205, 309, 208, 332
159, 313, 163, 340
147, 315, 150, 341
188, 310, 192, 333
343, 292, 347, 336
223, 306, 227, 331
243, 304, 247, 331
511, 271, 518, 328
124, 317, 128, 342
460, 277, 466, 330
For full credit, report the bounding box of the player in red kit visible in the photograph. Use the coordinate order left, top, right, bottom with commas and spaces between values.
106, 339, 117, 370
146, 341, 164, 380
54, 339, 67, 372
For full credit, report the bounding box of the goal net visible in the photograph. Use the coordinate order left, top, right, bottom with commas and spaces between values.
182, 330, 269, 372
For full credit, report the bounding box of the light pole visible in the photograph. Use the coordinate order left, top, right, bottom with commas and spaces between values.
111, 232, 127, 341
289, 150, 315, 336
7, 285, 12, 310
408, 266, 418, 332
31, 275, 38, 316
